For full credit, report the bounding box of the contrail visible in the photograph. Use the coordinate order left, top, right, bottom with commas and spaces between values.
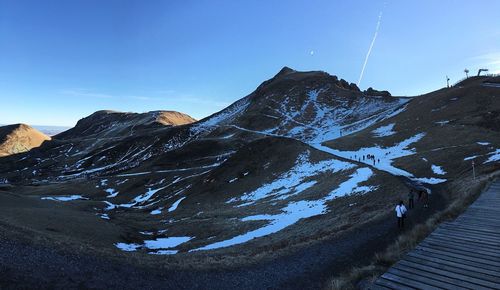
357, 11, 383, 87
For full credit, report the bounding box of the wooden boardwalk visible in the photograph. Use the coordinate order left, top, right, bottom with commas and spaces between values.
373, 180, 500, 290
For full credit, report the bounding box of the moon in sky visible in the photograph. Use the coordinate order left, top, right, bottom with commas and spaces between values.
310, 50, 315, 56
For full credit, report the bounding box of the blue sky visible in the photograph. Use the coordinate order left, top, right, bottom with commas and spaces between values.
1, 0, 499, 126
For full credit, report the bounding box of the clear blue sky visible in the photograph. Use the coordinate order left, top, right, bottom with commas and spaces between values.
1, 0, 499, 126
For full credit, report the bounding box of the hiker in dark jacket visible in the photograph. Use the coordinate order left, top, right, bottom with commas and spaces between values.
421, 189, 429, 208
408, 189, 415, 209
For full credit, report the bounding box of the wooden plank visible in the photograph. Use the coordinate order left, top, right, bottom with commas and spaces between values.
386, 267, 468, 290
431, 230, 500, 246
457, 211, 500, 218
461, 211, 500, 218
374, 278, 415, 290
429, 227, 500, 244
398, 260, 500, 289
440, 223, 500, 236
432, 224, 500, 239
415, 245, 500, 267
444, 221, 500, 232
450, 216, 500, 225
381, 272, 442, 290
405, 254, 500, 282
411, 249, 500, 273
418, 242, 500, 264
425, 236, 500, 253
393, 262, 492, 290
455, 216, 500, 224
429, 232, 500, 249
432, 228, 500, 243
452, 219, 500, 228
423, 237, 500, 257
429, 233, 500, 249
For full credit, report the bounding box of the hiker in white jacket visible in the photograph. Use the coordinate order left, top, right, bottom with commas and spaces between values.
395, 201, 407, 229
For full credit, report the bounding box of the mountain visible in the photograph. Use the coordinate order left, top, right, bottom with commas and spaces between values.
55, 110, 196, 140
0, 68, 498, 264
323, 75, 500, 182
0, 124, 51, 157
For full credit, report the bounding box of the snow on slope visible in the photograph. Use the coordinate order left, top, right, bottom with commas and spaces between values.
431, 165, 446, 175
251, 89, 409, 145
227, 150, 355, 206
485, 149, 500, 163
190, 98, 250, 137
193, 167, 374, 251
372, 123, 396, 137
116, 236, 193, 254
41, 195, 88, 201
317, 133, 446, 184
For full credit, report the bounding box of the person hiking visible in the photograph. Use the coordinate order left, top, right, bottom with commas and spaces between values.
421, 189, 429, 208
408, 189, 415, 209
395, 201, 407, 229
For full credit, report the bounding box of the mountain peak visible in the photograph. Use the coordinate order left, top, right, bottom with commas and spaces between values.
275, 66, 296, 77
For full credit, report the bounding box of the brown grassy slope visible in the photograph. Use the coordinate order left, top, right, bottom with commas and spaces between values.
323, 75, 500, 182
55, 110, 196, 140
323, 76, 500, 289
155, 110, 197, 126
2, 136, 411, 269
0, 124, 51, 157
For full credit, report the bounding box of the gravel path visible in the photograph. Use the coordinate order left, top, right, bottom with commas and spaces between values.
0, 189, 443, 290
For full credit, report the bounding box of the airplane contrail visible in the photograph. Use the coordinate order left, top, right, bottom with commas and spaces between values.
357, 11, 383, 87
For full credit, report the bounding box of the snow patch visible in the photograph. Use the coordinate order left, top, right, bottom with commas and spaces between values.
464, 155, 479, 161
372, 123, 396, 137
105, 188, 119, 198
431, 165, 446, 175
414, 177, 447, 184
115, 236, 193, 254
150, 208, 163, 215
168, 197, 186, 212
41, 195, 88, 202
485, 149, 500, 163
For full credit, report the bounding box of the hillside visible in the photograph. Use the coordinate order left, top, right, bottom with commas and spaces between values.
55, 110, 196, 140
0, 124, 51, 157
323, 75, 500, 185
0, 69, 498, 289
0, 68, 412, 254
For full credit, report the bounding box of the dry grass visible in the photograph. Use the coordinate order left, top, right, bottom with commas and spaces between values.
325, 171, 500, 290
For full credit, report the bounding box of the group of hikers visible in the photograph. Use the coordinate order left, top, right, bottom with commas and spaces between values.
395, 188, 430, 229
350, 154, 380, 165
